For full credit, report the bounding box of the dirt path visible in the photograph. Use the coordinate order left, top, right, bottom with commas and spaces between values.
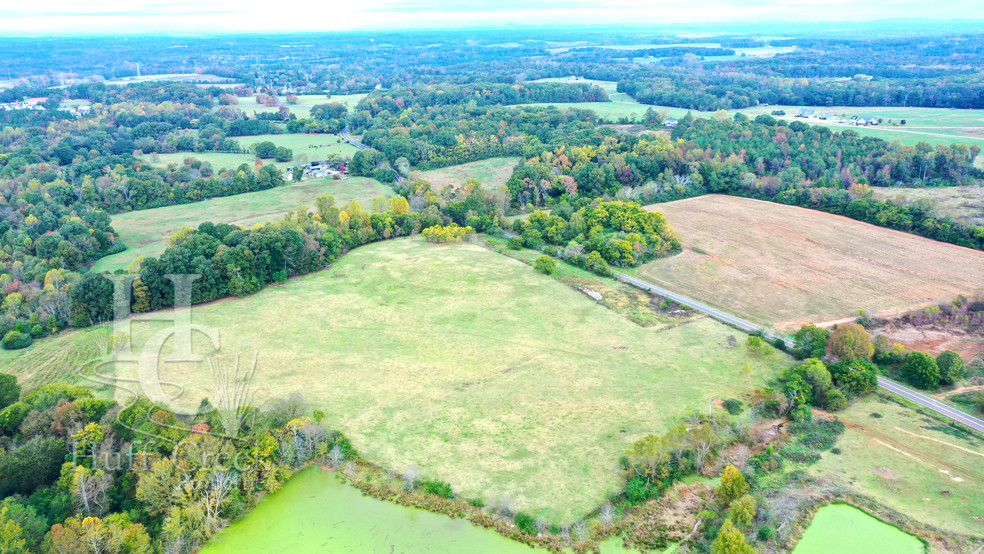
935, 385, 984, 398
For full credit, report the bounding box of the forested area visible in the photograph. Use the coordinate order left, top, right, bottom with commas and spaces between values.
0, 375, 358, 553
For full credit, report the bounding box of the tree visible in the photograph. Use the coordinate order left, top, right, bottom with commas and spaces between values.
254, 141, 277, 158
827, 323, 873, 361
902, 351, 940, 390
0, 373, 20, 411
716, 466, 749, 506
793, 324, 829, 359
0, 505, 27, 554
533, 256, 557, 275
825, 389, 848, 411
936, 351, 965, 386
730, 494, 756, 529
711, 518, 755, 554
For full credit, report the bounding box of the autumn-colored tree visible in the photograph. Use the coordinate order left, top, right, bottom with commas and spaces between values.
0, 506, 27, 553
826, 323, 873, 361
716, 465, 749, 506
131, 278, 151, 313
711, 518, 755, 554
730, 494, 756, 528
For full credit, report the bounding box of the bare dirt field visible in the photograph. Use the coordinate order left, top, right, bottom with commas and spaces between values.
635, 195, 984, 331
867, 324, 984, 362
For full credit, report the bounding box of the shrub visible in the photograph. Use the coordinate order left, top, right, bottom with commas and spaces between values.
420, 479, 454, 499
533, 255, 557, 275
758, 525, 777, 540
625, 475, 658, 503
825, 389, 848, 412
1, 331, 32, 350
507, 236, 524, 249
722, 399, 744, 415
515, 512, 536, 535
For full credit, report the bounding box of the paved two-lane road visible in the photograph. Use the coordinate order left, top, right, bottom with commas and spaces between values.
878, 376, 984, 434
502, 230, 984, 433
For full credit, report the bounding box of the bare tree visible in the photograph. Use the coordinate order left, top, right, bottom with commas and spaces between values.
402, 465, 419, 491
534, 515, 548, 535
572, 520, 587, 543
328, 445, 344, 469
600, 502, 615, 525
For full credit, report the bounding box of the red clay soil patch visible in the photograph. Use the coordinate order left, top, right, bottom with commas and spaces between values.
869, 324, 984, 361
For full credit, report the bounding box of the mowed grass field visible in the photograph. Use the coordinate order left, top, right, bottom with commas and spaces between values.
92, 177, 392, 272
85, 238, 791, 520
144, 133, 359, 172
732, 104, 984, 153
411, 157, 520, 191
633, 195, 984, 330
234, 93, 367, 118
873, 185, 984, 226
809, 395, 984, 537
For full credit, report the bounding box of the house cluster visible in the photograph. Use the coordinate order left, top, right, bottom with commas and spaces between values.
0, 97, 48, 111
286, 160, 348, 180
797, 108, 880, 126
60, 104, 92, 117
796, 108, 832, 120
847, 115, 880, 126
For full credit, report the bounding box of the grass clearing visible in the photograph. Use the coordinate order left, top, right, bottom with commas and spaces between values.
633, 195, 984, 330
233, 93, 367, 118
92, 177, 392, 272
872, 185, 984, 226
808, 395, 984, 537
85, 238, 791, 520
411, 157, 521, 191
143, 133, 359, 172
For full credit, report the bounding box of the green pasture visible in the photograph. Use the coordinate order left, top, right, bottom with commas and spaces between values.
92, 176, 392, 272
808, 395, 984, 537
46, 238, 792, 520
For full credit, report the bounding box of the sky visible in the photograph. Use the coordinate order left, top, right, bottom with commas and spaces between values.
2, 0, 984, 35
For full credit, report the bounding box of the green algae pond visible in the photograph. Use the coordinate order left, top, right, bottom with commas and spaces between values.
203, 467, 537, 553
793, 504, 924, 554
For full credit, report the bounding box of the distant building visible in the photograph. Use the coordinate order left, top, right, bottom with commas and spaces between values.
664, 117, 679, 127
797, 108, 816, 118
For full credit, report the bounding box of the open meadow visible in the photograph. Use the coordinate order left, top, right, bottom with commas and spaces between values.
92, 177, 392, 272
809, 395, 984, 538
411, 157, 520, 191
872, 185, 984, 227
634, 195, 984, 330
24, 238, 793, 520
732, 104, 984, 153
233, 93, 367, 118
143, 133, 359, 172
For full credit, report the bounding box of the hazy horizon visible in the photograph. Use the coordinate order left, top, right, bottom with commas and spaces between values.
3, 1, 984, 36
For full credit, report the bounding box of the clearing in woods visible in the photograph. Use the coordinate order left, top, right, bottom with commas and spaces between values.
411, 157, 521, 191
22, 238, 792, 520
91, 177, 392, 272
872, 185, 984, 227
808, 395, 984, 538
633, 195, 984, 330
143, 133, 359, 172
